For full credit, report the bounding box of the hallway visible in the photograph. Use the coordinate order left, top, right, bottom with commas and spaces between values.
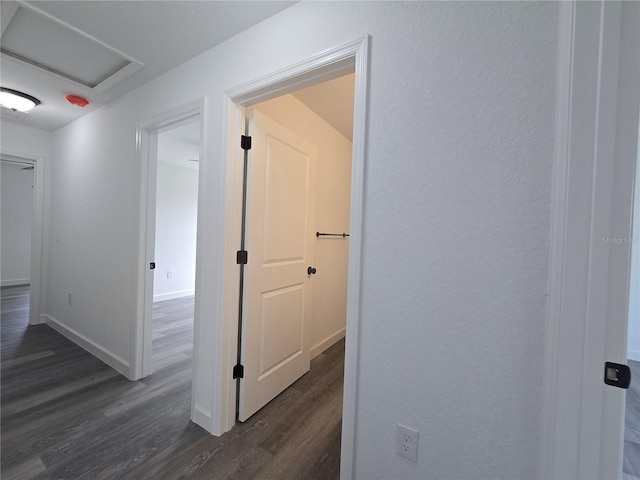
1, 286, 343, 479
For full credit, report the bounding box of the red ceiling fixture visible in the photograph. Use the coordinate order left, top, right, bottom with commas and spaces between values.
65, 94, 89, 107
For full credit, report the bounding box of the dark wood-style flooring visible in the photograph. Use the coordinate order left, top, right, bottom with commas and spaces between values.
624, 359, 640, 480
1, 285, 343, 479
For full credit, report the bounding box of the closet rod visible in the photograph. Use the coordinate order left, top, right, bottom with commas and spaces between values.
316, 232, 350, 238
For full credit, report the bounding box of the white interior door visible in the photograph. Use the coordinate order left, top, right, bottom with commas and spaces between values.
238, 108, 317, 422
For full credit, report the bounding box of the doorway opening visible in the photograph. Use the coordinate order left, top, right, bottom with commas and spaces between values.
0, 153, 44, 327
624, 131, 640, 480
1, 157, 34, 289
221, 36, 368, 477
151, 119, 200, 374
1, 157, 34, 340
236, 74, 355, 427
132, 100, 203, 410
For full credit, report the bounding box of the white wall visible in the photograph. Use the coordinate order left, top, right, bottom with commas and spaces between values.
255, 94, 352, 358
1, 162, 33, 286
153, 131, 199, 302
0, 121, 52, 160
628, 148, 640, 361
46, 2, 558, 478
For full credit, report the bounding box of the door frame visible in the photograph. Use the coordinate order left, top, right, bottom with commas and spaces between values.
221, 36, 369, 478
542, 1, 640, 478
0, 152, 46, 325
132, 100, 204, 384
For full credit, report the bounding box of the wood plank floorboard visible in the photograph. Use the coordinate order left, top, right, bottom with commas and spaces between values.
1, 286, 343, 479
625, 359, 640, 479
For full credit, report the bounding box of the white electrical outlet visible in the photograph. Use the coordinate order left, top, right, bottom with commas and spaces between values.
396, 423, 419, 462
167, 270, 173, 279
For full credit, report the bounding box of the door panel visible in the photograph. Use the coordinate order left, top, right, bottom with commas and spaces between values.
238, 108, 317, 422
263, 136, 308, 262
259, 285, 304, 377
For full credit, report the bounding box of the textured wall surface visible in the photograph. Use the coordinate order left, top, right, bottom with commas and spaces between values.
0, 122, 52, 160
46, 2, 558, 478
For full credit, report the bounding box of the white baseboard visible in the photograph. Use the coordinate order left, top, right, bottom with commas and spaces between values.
43, 314, 130, 377
311, 327, 346, 359
628, 349, 640, 362
153, 289, 194, 302
1, 278, 30, 287
192, 404, 216, 435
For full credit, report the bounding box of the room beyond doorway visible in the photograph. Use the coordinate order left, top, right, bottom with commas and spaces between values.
149, 120, 200, 378
623, 118, 640, 480
219, 40, 368, 480
132, 103, 203, 386
153, 121, 200, 305
0, 159, 34, 289
236, 76, 355, 422
0, 152, 45, 326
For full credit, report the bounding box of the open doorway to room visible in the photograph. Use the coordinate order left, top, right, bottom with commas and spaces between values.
237, 73, 355, 420
215, 39, 367, 478
150, 119, 201, 373
1, 157, 34, 289
0, 157, 34, 341
224, 69, 357, 477
133, 103, 203, 395
624, 136, 640, 480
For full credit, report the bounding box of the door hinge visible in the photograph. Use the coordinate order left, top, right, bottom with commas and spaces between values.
604, 362, 631, 389
150, 262, 156, 270
233, 364, 244, 379
241, 135, 252, 150
236, 250, 248, 265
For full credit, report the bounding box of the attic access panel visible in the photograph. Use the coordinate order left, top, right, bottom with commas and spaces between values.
1, 4, 143, 92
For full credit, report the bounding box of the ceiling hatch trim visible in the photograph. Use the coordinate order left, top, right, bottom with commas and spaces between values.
0, 1, 144, 94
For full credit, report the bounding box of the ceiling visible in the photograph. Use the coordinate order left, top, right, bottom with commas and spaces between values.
293, 73, 355, 140
0, 1, 354, 139
0, 1, 297, 131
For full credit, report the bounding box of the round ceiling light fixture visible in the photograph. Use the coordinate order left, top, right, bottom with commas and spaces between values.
0, 87, 41, 112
